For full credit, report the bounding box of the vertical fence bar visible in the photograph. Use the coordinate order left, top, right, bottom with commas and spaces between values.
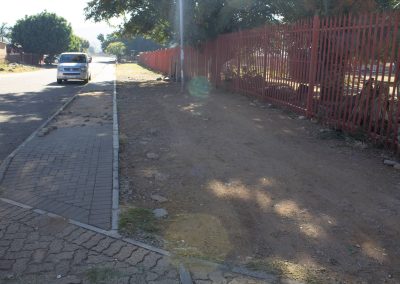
307, 15, 320, 117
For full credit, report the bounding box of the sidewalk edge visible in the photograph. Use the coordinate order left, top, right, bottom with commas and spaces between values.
111, 67, 120, 231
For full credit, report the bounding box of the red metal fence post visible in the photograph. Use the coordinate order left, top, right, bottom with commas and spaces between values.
307, 15, 320, 117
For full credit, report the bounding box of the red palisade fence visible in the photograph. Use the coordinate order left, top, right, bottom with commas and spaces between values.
139, 13, 400, 152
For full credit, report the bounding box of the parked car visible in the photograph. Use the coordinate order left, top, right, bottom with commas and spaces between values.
57, 52, 92, 84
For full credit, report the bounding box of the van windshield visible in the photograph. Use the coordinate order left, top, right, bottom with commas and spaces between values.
59, 54, 87, 63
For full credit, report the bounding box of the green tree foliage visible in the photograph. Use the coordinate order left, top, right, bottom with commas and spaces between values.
97, 32, 162, 53
11, 12, 72, 56
278, 0, 400, 21
86, 0, 400, 45
0, 23, 10, 42
85, 0, 278, 45
105, 41, 126, 60
69, 34, 90, 52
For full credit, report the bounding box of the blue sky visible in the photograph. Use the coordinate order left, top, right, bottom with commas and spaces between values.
0, 0, 117, 50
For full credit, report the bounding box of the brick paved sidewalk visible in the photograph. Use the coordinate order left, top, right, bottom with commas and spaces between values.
0, 89, 114, 230
0, 199, 180, 284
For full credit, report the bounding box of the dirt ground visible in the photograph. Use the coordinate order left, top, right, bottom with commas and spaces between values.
116, 63, 400, 284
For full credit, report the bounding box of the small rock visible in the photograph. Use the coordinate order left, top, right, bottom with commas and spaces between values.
384, 159, 397, 166
163, 77, 171, 82
57, 275, 62, 279
150, 194, 168, 203
156, 77, 162, 81
329, 258, 339, 265
146, 152, 159, 160
154, 172, 169, 182
153, 208, 168, 219
298, 116, 306, 120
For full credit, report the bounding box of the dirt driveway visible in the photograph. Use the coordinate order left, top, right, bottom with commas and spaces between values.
117, 64, 400, 283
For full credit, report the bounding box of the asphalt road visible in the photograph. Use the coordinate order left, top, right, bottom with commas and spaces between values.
0, 56, 116, 163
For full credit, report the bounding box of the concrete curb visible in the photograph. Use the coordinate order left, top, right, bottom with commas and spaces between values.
179, 264, 193, 284
0, 94, 78, 183
111, 67, 120, 232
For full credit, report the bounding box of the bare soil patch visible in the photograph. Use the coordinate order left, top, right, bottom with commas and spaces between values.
53, 91, 113, 128
117, 63, 400, 283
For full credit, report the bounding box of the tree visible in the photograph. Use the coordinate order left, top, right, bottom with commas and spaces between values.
86, 0, 400, 46
276, 0, 400, 22
0, 23, 10, 42
11, 12, 72, 61
97, 32, 162, 53
85, 0, 278, 45
105, 41, 126, 60
69, 34, 90, 52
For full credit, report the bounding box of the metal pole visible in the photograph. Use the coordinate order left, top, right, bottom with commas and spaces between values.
179, 0, 184, 92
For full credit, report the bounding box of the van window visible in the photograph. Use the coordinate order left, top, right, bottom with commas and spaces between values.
59, 54, 87, 63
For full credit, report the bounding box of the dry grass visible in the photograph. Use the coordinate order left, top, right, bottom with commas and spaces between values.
0, 63, 39, 73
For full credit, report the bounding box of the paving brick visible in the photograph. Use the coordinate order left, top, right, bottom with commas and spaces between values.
0, 260, 14, 270
125, 248, 149, 265
102, 240, 126, 257
81, 233, 105, 249
72, 249, 88, 265
72, 231, 95, 245
46, 251, 75, 263
25, 263, 54, 274
32, 249, 47, 263
12, 257, 29, 274
91, 237, 114, 253
114, 245, 137, 261
142, 253, 163, 269
4, 250, 33, 260
49, 239, 65, 254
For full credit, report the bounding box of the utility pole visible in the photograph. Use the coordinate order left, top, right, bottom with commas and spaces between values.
179, 0, 184, 92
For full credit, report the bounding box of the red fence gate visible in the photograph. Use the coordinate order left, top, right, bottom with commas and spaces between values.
139, 12, 400, 152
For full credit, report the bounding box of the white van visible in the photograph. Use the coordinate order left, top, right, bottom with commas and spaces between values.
57, 52, 92, 84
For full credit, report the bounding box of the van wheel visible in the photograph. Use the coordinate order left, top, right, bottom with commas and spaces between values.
83, 79, 89, 84
57, 79, 62, 84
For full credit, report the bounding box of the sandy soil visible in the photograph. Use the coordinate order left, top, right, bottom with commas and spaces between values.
53, 91, 113, 128
117, 63, 400, 283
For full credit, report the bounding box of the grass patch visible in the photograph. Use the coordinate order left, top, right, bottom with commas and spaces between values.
86, 267, 123, 284
116, 63, 159, 79
164, 213, 232, 262
119, 207, 159, 234
246, 259, 324, 284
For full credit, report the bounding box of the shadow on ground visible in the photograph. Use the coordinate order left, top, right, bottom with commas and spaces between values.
116, 64, 400, 284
